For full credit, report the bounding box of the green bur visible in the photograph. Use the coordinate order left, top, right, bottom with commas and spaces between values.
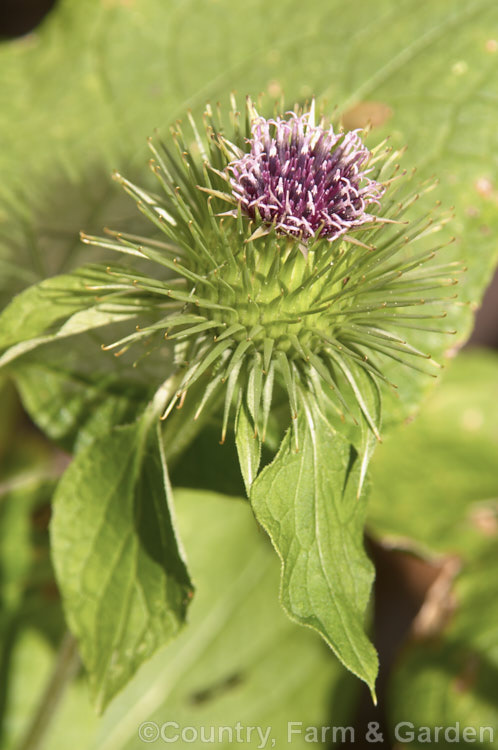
82, 98, 457, 452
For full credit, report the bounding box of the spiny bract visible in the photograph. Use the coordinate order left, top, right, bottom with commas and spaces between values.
82, 96, 458, 447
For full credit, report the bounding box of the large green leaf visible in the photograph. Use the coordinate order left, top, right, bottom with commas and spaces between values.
367, 350, 498, 743
368, 350, 498, 557
3, 488, 358, 749
388, 542, 498, 749
250, 400, 378, 697
50, 418, 193, 711
95, 488, 359, 750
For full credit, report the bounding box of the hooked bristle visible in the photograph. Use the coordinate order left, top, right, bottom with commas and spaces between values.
81, 96, 458, 448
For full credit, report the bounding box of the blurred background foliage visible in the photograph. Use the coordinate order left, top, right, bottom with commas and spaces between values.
0, 0, 497, 748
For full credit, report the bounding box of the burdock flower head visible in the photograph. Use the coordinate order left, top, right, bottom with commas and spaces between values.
227, 104, 383, 243
82, 96, 457, 453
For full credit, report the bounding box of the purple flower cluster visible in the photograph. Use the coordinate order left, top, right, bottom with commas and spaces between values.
228, 109, 384, 242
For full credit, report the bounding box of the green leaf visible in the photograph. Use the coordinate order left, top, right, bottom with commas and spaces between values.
235, 398, 261, 495
368, 350, 498, 557
250, 399, 378, 697
95, 488, 359, 750
14, 360, 148, 453
0, 268, 138, 369
8, 322, 174, 455
0, 268, 102, 349
388, 543, 498, 749
50, 418, 193, 711
370, 352, 498, 742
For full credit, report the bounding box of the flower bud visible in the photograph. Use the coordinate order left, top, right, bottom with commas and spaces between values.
83, 97, 458, 445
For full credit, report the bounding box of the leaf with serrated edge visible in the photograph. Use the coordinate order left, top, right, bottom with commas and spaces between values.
251, 398, 378, 698
51, 419, 192, 711
95, 489, 360, 750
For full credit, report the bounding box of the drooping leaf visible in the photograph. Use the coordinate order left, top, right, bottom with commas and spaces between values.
3, 487, 359, 750
50, 418, 193, 711
95, 488, 359, 750
250, 399, 378, 697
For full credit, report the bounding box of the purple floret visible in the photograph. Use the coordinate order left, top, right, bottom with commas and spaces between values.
228, 110, 384, 242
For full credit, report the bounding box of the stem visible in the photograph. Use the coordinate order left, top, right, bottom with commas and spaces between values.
15, 632, 80, 750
